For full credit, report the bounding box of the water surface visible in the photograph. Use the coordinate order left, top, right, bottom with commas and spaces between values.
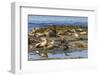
28, 49, 88, 61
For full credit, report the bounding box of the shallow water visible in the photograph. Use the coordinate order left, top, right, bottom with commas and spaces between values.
28, 49, 88, 61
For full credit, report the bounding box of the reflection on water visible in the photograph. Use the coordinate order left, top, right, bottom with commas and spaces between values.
28, 49, 88, 61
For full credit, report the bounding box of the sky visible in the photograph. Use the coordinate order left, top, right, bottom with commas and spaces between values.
28, 15, 88, 24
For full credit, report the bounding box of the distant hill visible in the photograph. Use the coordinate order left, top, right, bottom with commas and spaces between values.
28, 22, 87, 32
28, 21, 87, 28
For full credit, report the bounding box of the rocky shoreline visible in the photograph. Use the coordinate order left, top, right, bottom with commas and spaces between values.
28, 25, 88, 58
